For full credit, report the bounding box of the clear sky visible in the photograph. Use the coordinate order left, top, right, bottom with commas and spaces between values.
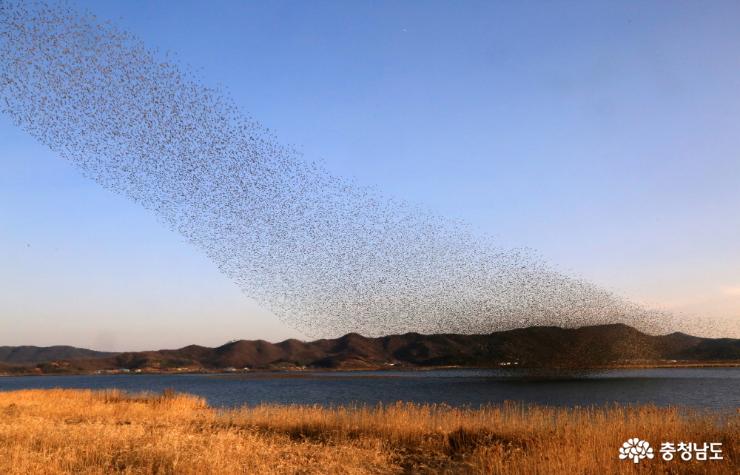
1, 0, 739, 350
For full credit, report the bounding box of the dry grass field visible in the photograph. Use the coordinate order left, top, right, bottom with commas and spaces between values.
0, 389, 736, 474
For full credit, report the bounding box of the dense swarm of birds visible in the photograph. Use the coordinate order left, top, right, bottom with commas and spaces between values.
1, 1, 679, 338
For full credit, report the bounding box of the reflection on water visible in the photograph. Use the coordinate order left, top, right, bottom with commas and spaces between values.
0, 368, 738, 409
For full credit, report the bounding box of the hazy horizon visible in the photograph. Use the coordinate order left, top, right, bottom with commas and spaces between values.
2, 0, 739, 350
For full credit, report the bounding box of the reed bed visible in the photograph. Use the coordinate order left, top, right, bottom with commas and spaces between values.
0, 389, 736, 474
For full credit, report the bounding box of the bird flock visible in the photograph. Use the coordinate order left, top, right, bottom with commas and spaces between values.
1, 1, 679, 338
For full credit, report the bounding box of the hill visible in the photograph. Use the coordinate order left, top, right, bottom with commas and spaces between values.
1, 324, 738, 374
0, 345, 116, 364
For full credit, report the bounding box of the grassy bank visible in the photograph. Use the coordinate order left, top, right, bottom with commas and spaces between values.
0, 389, 736, 474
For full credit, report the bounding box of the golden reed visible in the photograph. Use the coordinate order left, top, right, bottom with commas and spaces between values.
0, 389, 736, 474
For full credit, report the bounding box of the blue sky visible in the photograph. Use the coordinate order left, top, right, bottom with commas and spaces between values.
1, 0, 739, 349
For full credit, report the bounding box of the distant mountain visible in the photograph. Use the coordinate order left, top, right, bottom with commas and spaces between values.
0, 345, 116, 364
1, 324, 738, 374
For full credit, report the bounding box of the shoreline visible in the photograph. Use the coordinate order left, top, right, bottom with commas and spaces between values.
1, 361, 739, 378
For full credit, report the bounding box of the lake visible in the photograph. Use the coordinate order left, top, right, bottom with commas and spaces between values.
1, 368, 738, 409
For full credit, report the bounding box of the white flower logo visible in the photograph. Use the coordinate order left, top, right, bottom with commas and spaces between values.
619, 438, 655, 463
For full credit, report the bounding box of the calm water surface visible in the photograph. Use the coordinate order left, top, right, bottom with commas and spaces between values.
1, 368, 738, 409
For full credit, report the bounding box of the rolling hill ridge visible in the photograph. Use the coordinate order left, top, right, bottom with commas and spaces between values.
1, 324, 738, 374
